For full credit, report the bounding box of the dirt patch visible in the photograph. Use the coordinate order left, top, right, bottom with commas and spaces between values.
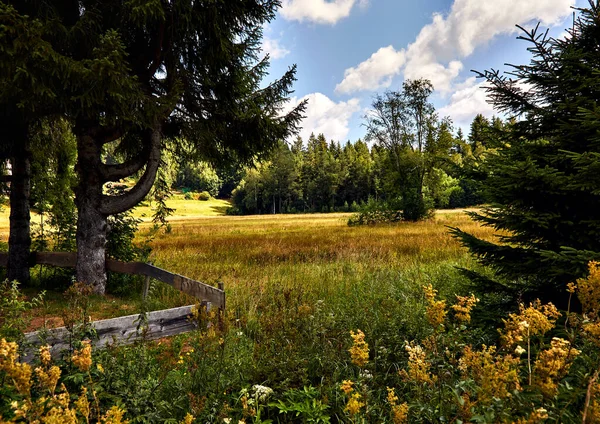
27, 316, 65, 332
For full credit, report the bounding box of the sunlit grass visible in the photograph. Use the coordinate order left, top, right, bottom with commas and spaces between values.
142, 208, 494, 324
0, 198, 492, 340
133, 195, 231, 221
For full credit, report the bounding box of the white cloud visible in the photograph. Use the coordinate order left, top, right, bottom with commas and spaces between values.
437, 78, 495, 125
335, 46, 405, 94
336, 0, 574, 94
287, 93, 361, 141
280, 0, 364, 25
261, 36, 290, 60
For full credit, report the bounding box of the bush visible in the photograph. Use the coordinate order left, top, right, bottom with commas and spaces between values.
0, 280, 44, 342
347, 198, 403, 226
198, 191, 211, 201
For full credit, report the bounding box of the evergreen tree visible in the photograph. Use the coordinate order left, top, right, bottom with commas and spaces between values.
2, 0, 305, 293
451, 2, 600, 299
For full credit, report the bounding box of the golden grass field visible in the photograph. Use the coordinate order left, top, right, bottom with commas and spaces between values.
0, 198, 494, 323
136, 201, 495, 316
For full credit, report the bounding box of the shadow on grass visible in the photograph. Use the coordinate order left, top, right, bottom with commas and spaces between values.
210, 204, 231, 215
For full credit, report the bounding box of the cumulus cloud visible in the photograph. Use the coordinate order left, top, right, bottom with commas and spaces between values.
336, 0, 574, 94
437, 78, 495, 125
286, 93, 361, 142
261, 36, 290, 60
280, 0, 364, 25
335, 46, 405, 94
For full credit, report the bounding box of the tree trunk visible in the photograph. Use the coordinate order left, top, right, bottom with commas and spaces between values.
75, 132, 108, 294
8, 137, 32, 284
74, 125, 162, 295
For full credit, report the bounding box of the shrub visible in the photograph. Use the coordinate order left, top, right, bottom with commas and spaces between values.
0, 280, 44, 342
347, 198, 402, 226
198, 191, 211, 201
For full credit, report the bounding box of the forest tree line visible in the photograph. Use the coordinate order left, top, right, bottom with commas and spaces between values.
227, 114, 501, 215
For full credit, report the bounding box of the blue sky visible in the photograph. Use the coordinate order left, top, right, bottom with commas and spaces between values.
260, 0, 585, 143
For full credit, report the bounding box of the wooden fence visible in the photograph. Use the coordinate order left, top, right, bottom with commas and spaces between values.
0, 252, 225, 361
0, 252, 225, 309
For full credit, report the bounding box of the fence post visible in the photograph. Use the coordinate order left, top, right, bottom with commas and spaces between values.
142, 262, 152, 300
218, 281, 225, 330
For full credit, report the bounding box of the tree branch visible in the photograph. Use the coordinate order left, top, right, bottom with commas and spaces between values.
99, 148, 149, 182
85, 125, 124, 145
99, 126, 161, 215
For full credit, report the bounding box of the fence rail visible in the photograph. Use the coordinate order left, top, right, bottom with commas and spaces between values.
0, 251, 225, 362
0, 252, 225, 310
22, 304, 206, 363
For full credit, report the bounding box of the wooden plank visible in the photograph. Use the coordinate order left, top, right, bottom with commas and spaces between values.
22, 304, 208, 363
0, 251, 225, 309
35, 252, 77, 268
173, 275, 225, 310
107, 261, 224, 308
105, 258, 147, 275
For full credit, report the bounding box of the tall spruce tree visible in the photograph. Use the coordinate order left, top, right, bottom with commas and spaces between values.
0, 3, 70, 284
2, 1, 305, 293
451, 1, 600, 299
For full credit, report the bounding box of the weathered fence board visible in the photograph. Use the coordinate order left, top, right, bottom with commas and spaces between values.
22, 304, 205, 363
0, 252, 225, 310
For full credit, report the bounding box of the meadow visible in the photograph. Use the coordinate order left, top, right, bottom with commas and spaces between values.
7, 201, 596, 423
142, 204, 494, 328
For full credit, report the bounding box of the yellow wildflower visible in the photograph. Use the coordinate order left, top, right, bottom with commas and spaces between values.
340, 380, 354, 394
35, 365, 61, 394
40, 345, 52, 366
457, 394, 475, 422
180, 413, 195, 424
533, 337, 580, 398
500, 300, 560, 348
101, 405, 129, 424
451, 294, 479, 323
513, 407, 549, 423
75, 387, 91, 422
349, 330, 369, 367
97, 363, 104, 373
0, 338, 32, 395
41, 404, 78, 424
386, 387, 398, 404
386, 388, 408, 424
345, 393, 364, 416
391, 403, 408, 424
583, 322, 600, 347
584, 380, 600, 424
423, 284, 447, 328
577, 261, 600, 319
459, 345, 521, 401
240, 394, 255, 417
399, 341, 435, 385
72, 341, 93, 372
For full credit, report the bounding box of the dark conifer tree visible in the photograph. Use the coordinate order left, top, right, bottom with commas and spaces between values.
1, 0, 305, 293
451, 1, 600, 299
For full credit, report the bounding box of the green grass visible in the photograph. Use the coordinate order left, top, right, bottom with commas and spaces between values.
134, 195, 232, 221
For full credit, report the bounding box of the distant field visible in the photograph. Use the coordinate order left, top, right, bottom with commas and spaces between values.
133, 195, 232, 221
0, 196, 231, 239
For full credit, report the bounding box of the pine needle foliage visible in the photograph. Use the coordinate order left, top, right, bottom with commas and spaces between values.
450, 1, 600, 299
